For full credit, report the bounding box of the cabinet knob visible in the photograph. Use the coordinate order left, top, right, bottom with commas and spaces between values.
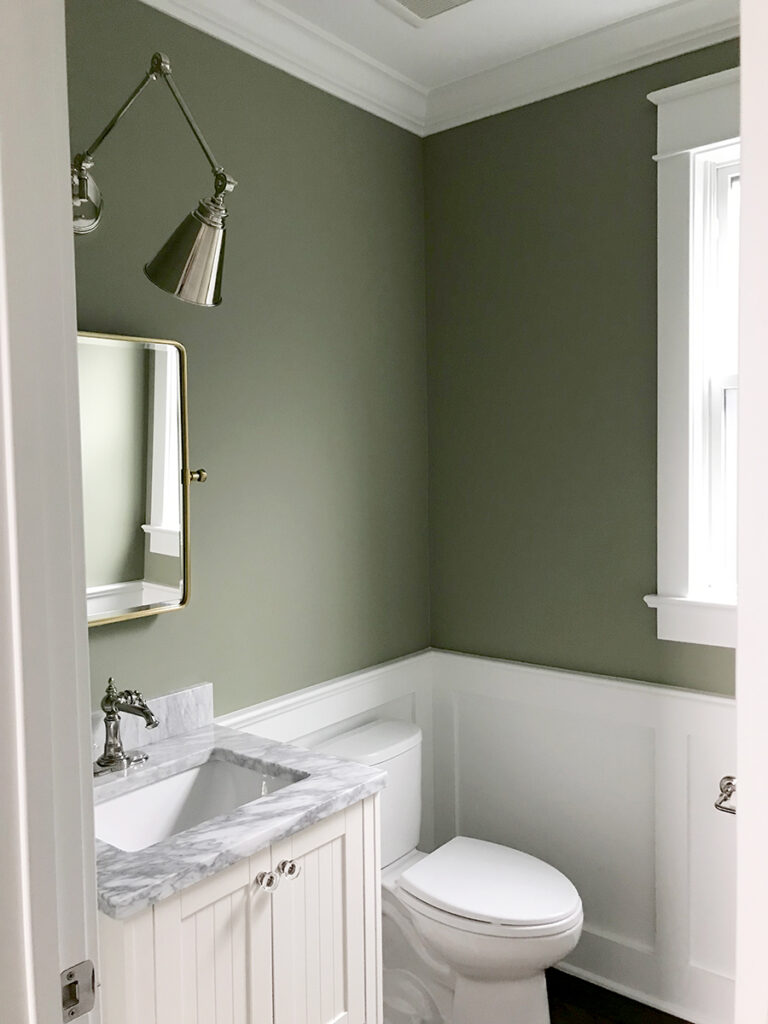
277, 859, 301, 880
255, 871, 280, 892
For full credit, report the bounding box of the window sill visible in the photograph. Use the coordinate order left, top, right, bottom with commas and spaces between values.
643, 594, 736, 648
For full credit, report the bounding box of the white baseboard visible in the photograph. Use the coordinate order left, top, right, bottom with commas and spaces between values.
217, 648, 736, 1023
554, 962, 707, 1021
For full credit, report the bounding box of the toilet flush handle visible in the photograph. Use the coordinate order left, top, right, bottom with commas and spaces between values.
715, 776, 736, 815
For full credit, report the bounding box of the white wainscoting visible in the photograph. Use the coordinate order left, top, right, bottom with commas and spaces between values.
218, 648, 736, 1024
218, 652, 436, 852
431, 650, 736, 1024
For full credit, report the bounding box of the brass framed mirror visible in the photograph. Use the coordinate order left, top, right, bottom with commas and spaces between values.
78, 332, 191, 626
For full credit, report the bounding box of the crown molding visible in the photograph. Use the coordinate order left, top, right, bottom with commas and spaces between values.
140, 0, 739, 138
424, 0, 740, 134
374, 0, 427, 30
374, 0, 473, 29
139, 0, 429, 134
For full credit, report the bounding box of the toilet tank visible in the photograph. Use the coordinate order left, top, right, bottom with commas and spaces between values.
315, 719, 422, 868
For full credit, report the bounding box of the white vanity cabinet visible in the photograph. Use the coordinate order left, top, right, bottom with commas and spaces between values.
99, 797, 382, 1024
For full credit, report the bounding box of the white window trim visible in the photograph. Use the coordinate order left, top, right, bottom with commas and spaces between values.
142, 345, 182, 558
645, 68, 739, 649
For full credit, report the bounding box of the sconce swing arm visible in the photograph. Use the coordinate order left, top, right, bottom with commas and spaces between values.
71, 51, 238, 306
72, 52, 236, 215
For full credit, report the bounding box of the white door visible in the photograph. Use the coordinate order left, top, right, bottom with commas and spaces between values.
0, 1, 99, 1022
736, 1, 768, 1021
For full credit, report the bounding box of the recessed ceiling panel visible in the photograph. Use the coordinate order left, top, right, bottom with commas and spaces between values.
379, 0, 474, 23
278, 0, 698, 87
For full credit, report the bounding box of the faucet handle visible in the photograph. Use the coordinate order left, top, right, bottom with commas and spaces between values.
101, 678, 136, 708
101, 677, 119, 713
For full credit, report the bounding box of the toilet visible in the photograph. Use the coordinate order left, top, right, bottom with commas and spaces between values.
316, 719, 583, 1024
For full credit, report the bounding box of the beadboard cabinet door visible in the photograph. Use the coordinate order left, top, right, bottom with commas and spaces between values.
153, 846, 274, 1024
271, 803, 366, 1024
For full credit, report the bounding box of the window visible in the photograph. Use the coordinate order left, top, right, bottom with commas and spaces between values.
141, 344, 183, 559
645, 69, 739, 648
690, 145, 739, 601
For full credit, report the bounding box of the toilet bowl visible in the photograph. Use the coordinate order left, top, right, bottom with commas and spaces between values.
396, 837, 582, 1024
316, 720, 583, 1024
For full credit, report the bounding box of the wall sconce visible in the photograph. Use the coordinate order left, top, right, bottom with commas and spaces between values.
71, 52, 238, 307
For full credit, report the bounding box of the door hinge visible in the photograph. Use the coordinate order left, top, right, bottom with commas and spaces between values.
60, 960, 95, 1021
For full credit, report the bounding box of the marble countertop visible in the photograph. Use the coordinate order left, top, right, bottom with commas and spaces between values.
94, 724, 386, 919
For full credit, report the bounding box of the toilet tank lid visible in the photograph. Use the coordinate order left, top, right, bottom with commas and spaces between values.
315, 719, 421, 765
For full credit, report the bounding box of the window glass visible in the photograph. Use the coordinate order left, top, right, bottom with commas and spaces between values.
690, 142, 740, 600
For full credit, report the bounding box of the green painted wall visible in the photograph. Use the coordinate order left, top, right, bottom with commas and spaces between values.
424, 41, 739, 696
69, 0, 738, 710
67, 0, 430, 714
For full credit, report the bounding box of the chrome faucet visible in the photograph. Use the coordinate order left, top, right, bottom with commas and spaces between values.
93, 678, 159, 776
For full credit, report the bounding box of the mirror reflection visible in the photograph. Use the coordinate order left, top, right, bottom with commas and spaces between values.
78, 333, 188, 625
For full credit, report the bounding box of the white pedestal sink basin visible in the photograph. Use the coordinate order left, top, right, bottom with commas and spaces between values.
95, 754, 301, 852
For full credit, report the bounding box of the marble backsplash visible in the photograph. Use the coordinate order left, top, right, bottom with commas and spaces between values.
91, 682, 213, 760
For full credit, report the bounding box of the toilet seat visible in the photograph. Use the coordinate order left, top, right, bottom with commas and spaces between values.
397, 837, 582, 937
396, 886, 583, 939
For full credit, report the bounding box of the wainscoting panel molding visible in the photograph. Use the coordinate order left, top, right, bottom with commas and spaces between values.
217, 651, 436, 851
217, 648, 735, 1023
431, 650, 735, 1024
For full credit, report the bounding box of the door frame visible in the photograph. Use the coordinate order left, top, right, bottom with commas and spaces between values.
0, 0, 100, 1021
735, 1, 768, 1020
2, 2, 767, 1023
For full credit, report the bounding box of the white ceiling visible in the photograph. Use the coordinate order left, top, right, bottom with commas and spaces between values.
279, 0, 688, 88
141, 0, 739, 134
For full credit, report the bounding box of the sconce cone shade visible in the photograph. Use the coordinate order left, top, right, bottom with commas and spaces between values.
144, 195, 228, 307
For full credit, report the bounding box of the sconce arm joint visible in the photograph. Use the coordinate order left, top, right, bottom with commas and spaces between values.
73, 51, 237, 196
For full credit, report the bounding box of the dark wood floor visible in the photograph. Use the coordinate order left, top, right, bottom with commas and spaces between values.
547, 971, 690, 1024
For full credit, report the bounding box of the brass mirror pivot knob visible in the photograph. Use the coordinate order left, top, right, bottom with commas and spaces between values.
189, 468, 207, 483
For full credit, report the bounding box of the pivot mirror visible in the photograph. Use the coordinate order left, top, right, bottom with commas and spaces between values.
77, 332, 191, 625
